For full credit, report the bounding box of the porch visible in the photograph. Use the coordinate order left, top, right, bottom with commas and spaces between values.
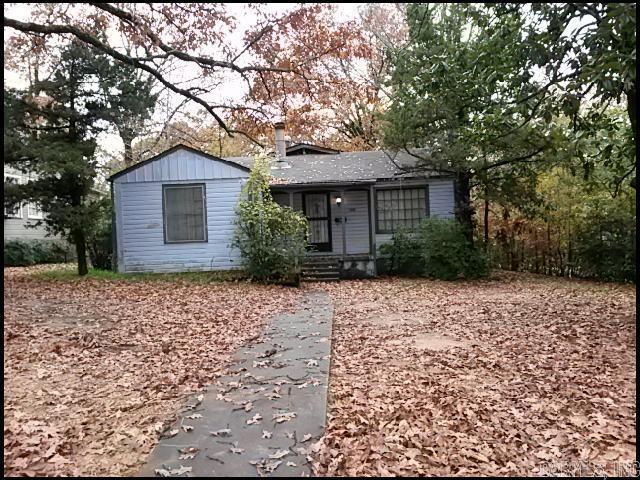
271, 182, 378, 278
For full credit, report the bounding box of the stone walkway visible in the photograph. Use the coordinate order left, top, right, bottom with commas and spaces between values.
138, 291, 333, 477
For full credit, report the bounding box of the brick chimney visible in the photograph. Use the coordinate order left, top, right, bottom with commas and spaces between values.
273, 122, 290, 169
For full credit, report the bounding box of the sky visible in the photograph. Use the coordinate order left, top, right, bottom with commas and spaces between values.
3, 3, 365, 160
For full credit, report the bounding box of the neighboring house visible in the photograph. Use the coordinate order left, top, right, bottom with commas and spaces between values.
3, 166, 49, 241
108, 124, 456, 276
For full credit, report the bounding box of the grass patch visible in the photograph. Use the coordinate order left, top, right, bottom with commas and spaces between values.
33, 266, 249, 284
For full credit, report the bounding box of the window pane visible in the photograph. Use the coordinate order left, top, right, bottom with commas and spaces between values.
164, 185, 206, 242
272, 193, 290, 207
376, 187, 428, 232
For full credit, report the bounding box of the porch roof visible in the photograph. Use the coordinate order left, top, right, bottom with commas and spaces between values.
226, 149, 444, 185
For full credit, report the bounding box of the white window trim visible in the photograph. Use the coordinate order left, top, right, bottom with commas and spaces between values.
28, 202, 44, 220
4, 173, 23, 219
162, 183, 208, 244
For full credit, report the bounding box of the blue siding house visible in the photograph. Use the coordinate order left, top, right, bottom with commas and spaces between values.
109, 125, 455, 277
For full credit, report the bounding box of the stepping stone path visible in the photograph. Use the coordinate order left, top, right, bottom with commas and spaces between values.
138, 291, 333, 477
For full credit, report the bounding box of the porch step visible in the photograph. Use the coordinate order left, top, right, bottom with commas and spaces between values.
302, 258, 340, 282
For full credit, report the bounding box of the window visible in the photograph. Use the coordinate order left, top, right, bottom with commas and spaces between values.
272, 192, 291, 208
375, 187, 428, 233
28, 202, 44, 220
163, 184, 207, 243
4, 174, 22, 219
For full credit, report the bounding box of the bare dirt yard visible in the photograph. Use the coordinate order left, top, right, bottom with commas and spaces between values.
3, 265, 303, 476
312, 272, 636, 477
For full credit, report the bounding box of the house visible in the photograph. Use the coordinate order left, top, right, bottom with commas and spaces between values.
4, 166, 49, 241
108, 124, 456, 277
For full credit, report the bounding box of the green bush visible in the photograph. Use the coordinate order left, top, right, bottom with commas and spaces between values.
87, 198, 113, 270
419, 218, 489, 280
573, 209, 636, 282
378, 218, 489, 280
232, 153, 308, 285
4, 239, 74, 266
378, 227, 424, 275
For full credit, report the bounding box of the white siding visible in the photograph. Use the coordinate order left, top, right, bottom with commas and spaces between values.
4, 216, 52, 240
113, 148, 249, 273
375, 178, 455, 251
113, 149, 247, 185
428, 178, 456, 219
330, 190, 370, 255
115, 179, 246, 273
3, 166, 55, 241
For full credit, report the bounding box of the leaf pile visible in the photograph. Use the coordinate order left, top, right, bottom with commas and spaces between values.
313, 272, 636, 476
3, 265, 302, 476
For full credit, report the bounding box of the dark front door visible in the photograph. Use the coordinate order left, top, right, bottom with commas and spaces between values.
304, 192, 331, 252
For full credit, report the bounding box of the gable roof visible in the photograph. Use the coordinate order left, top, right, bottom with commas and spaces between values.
227, 149, 445, 185
107, 144, 250, 182
108, 144, 449, 186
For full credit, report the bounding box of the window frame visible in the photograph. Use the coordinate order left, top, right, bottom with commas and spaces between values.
162, 183, 208, 244
28, 202, 44, 220
375, 186, 430, 234
4, 174, 23, 219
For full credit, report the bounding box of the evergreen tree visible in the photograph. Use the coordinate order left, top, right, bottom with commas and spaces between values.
4, 40, 112, 275
98, 61, 157, 166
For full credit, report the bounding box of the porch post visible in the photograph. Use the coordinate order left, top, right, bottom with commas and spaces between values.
369, 184, 377, 270
340, 189, 346, 261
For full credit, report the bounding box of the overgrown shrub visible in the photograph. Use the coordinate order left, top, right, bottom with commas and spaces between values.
378, 227, 424, 275
4, 239, 74, 266
419, 218, 488, 280
378, 218, 489, 280
422, 218, 489, 280
87, 198, 113, 270
232, 154, 308, 285
573, 208, 636, 282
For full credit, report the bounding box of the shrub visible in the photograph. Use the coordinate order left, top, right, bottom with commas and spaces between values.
418, 218, 489, 280
573, 208, 636, 282
4, 239, 74, 267
232, 153, 308, 285
378, 227, 424, 275
87, 198, 113, 270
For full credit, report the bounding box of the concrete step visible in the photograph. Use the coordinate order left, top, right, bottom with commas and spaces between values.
302, 266, 339, 274
302, 276, 340, 282
302, 270, 340, 278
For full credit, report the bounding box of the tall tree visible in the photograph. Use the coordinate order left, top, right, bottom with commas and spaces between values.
232, 3, 408, 151
489, 3, 636, 188
98, 61, 158, 166
3, 3, 357, 146
383, 4, 562, 235
4, 41, 112, 275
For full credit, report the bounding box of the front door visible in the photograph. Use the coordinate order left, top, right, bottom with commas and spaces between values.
304, 193, 331, 252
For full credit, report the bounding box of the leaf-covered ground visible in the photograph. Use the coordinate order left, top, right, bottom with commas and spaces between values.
4, 267, 636, 477
3, 265, 302, 476
313, 272, 636, 476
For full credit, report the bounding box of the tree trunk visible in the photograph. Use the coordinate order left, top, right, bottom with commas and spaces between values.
626, 84, 636, 145
119, 128, 135, 166
626, 84, 636, 189
454, 171, 474, 242
483, 194, 489, 250
72, 228, 88, 276
534, 227, 540, 274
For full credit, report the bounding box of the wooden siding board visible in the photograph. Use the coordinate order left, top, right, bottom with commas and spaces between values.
330, 190, 369, 255
117, 178, 245, 273
114, 149, 247, 185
